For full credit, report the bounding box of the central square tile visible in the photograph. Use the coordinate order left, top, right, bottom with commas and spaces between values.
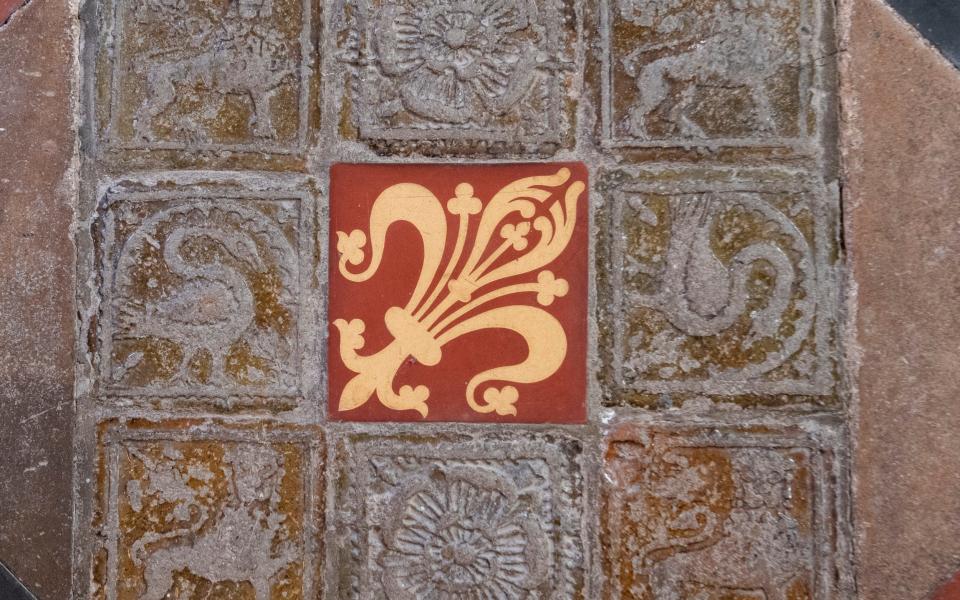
328, 163, 588, 422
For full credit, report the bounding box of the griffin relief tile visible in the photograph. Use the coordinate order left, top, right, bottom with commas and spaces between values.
333, 0, 578, 155
329, 430, 589, 599
589, 0, 825, 151
93, 176, 317, 412
93, 0, 320, 165
93, 420, 323, 600
597, 166, 838, 408
602, 418, 852, 600
328, 163, 588, 422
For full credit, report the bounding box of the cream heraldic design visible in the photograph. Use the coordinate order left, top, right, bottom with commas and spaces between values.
333, 168, 583, 417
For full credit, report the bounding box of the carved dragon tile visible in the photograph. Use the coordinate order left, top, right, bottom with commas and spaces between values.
598, 166, 838, 408
593, 0, 822, 149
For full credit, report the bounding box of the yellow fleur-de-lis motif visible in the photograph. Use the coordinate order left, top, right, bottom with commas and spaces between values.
333, 168, 584, 418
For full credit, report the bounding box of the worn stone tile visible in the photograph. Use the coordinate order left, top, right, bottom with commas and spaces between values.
332, 0, 579, 156
586, 0, 829, 155
0, 0, 77, 596
601, 417, 852, 599
330, 430, 589, 598
93, 175, 318, 412
328, 163, 588, 422
92, 420, 323, 600
597, 166, 838, 409
841, 0, 960, 597
92, 0, 320, 168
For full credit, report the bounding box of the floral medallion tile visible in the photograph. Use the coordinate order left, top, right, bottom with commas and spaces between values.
328, 163, 588, 422
93, 420, 323, 600
330, 431, 588, 599
589, 0, 826, 150
602, 418, 852, 600
597, 166, 838, 408
94, 177, 317, 411
333, 0, 578, 155
94, 0, 320, 165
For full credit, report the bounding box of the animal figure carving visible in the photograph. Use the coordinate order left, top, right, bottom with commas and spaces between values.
130, 445, 298, 600
111, 203, 297, 387
133, 0, 297, 143
646, 450, 807, 600
623, 0, 796, 139
645, 196, 794, 340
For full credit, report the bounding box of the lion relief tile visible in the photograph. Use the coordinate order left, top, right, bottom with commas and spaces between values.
93, 421, 323, 600
330, 431, 589, 599
328, 163, 588, 423
592, 0, 824, 149
95, 0, 320, 158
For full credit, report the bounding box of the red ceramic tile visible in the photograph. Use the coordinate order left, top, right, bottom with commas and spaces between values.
0, 0, 23, 24
935, 571, 960, 600
328, 163, 588, 423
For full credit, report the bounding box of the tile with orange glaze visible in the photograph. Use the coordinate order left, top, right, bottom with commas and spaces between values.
328, 163, 588, 423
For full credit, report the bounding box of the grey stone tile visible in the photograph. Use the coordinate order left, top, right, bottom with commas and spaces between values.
597, 165, 839, 409
328, 428, 592, 598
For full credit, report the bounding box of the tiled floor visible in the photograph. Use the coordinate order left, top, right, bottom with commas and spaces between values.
1, 0, 959, 598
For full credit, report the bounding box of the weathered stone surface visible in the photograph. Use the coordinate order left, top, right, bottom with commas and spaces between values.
0, 0, 76, 597
602, 416, 853, 599
840, 0, 960, 597
93, 420, 323, 600
331, 0, 579, 155
91, 174, 320, 413
329, 429, 591, 598
597, 166, 839, 409
91, 0, 320, 168
328, 163, 589, 423
587, 0, 828, 151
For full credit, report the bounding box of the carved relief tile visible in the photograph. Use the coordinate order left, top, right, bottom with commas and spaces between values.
96, 0, 319, 158
602, 419, 852, 599
330, 431, 588, 599
334, 0, 578, 154
93, 421, 323, 600
592, 0, 822, 149
598, 167, 838, 408
95, 179, 315, 410
328, 163, 588, 422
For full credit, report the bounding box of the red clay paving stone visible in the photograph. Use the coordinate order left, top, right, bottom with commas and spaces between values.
328, 163, 588, 423
0, 0, 23, 24
935, 572, 960, 600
